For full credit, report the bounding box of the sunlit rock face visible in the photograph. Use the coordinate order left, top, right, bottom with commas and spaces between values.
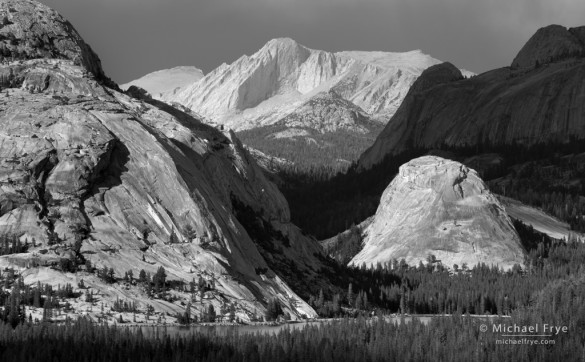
0, 0, 111, 83
0, 0, 330, 321
351, 156, 525, 270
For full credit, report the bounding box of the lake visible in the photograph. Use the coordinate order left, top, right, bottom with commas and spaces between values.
127, 314, 506, 338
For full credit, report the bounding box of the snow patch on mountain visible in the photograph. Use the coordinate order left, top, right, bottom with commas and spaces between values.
121, 66, 204, 98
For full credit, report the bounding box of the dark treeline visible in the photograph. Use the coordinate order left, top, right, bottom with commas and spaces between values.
280, 138, 585, 239
0, 273, 583, 361
309, 235, 585, 318
281, 148, 426, 239
489, 156, 585, 232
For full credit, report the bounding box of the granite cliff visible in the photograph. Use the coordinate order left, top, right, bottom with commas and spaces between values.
359, 25, 585, 169
0, 0, 328, 322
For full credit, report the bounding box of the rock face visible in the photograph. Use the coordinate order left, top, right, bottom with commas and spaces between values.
276, 91, 376, 134
0, 0, 325, 321
0, 0, 110, 83
359, 25, 585, 170
121, 66, 204, 98
511, 25, 585, 69
350, 156, 525, 270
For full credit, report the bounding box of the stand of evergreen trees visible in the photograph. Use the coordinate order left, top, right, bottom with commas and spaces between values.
0, 235, 29, 256
0, 273, 582, 361
309, 229, 585, 318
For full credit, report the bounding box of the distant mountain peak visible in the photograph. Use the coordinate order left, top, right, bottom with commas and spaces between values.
163, 39, 455, 128
264, 37, 304, 48
256, 37, 312, 65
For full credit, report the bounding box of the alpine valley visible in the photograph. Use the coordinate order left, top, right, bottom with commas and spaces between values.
0, 1, 585, 361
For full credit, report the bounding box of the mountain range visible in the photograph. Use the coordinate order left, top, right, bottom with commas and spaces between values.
128, 39, 472, 170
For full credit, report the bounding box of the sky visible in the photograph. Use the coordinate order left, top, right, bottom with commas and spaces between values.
41, 0, 585, 84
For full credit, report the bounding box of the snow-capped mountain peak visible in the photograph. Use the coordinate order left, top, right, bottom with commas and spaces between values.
162, 38, 457, 131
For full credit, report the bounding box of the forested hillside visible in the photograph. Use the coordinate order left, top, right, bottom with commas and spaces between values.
281, 140, 585, 239
238, 123, 384, 175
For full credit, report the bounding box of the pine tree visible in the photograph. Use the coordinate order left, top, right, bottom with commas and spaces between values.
184, 225, 197, 241
347, 283, 354, 306
184, 302, 191, 324
33, 282, 41, 308
108, 268, 115, 283
138, 269, 147, 284
317, 289, 324, 308
85, 289, 93, 303
229, 303, 236, 322
153, 266, 166, 293
204, 304, 216, 323
42, 299, 52, 321
169, 231, 179, 244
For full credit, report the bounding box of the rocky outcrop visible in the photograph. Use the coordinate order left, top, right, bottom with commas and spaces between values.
0, 0, 109, 83
277, 91, 377, 134
0, 0, 326, 321
359, 25, 585, 170
511, 25, 585, 70
350, 156, 525, 270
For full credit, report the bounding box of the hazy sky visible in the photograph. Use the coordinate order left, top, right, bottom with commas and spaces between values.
41, 0, 585, 84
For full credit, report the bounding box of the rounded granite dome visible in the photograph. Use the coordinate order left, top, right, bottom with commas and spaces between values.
352, 156, 525, 270
511, 25, 585, 69
409, 62, 463, 94
0, 0, 106, 79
